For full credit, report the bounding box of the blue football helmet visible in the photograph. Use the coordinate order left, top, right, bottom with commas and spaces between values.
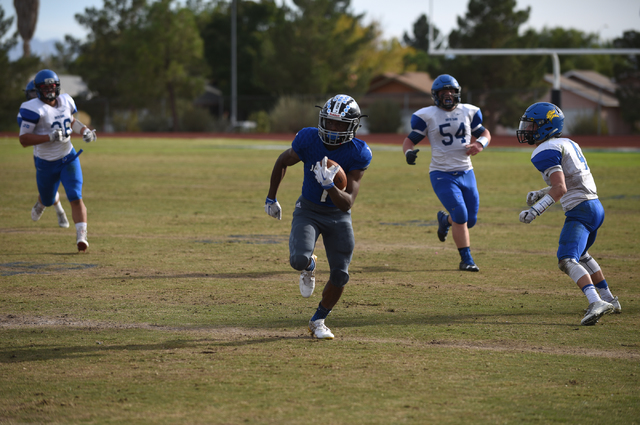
431, 74, 461, 110
34, 69, 61, 101
24, 80, 37, 100
318, 94, 363, 145
517, 102, 564, 145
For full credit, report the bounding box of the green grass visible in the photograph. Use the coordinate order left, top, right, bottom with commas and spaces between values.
1, 136, 639, 424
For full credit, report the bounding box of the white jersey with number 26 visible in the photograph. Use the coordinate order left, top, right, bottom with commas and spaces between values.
531, 137, 598, 212
18, 94, 77, 161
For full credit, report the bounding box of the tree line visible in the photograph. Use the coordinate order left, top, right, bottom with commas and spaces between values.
0, 0, 638, 133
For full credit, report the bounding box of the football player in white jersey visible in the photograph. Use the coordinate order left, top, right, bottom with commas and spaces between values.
402, 74, 491, 272
18, 69, 97, 252
517, 102, 620, 326
17, 79, 70, 229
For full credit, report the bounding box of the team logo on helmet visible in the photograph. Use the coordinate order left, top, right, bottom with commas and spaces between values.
546, 110, 559, 122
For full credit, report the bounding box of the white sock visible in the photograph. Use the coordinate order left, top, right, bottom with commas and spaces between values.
54, 201, 65, 214
75, 222, 87, 232
582, 284, 601, 304
597, 287, 614, 302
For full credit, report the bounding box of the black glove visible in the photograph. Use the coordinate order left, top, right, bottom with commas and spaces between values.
405, 149, 420, 165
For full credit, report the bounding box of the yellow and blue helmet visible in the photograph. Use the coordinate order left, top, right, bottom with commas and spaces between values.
517, 102, 564, 145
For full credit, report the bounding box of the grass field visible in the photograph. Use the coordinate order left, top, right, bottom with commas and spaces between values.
1, 135, 639, 424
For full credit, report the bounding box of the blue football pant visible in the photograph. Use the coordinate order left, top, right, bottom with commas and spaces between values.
430, 169, 479, 228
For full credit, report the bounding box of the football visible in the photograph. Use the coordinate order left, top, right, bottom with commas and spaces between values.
326, 159, 347, 191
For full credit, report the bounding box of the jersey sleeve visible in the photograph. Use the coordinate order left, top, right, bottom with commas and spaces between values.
531, 146, 563, 174
291, 129, 308, 163
469, 109, 486, 138
408, 114, 427, 144
352, 141, 372, 171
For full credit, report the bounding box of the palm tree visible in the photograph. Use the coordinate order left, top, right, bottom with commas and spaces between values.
14, 0, 38, 57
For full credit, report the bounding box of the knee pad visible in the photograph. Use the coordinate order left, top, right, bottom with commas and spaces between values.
329, 270, 349, 287
290, 254, 310, 272
558, 258, 588, 284
579, 252, 601, 275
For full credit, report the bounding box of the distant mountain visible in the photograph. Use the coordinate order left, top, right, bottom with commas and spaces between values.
8, 38, 60, 61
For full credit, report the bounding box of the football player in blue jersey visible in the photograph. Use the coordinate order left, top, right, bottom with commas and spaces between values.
402, 74, 491, 272
18, 69, 97, 252
265, 94, 373, 339
517, 102, 620, 326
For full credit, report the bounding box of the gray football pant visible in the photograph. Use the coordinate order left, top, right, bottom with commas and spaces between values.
289, 196, 354, 287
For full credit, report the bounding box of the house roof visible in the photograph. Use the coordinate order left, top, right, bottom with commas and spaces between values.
563, 70, 617, 95
194, 84, 223, 106
367, 72, 433, 94
544, 72, 619, 108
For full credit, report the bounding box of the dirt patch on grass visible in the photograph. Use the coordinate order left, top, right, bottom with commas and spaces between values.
2, 314, 637, 360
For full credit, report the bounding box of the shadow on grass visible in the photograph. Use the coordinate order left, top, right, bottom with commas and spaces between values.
0, 335, 306, 364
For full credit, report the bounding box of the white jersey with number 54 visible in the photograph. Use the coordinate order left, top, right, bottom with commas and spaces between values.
409, 103, 485, 173
531, 137, 598, 212
18, 93, 77, 161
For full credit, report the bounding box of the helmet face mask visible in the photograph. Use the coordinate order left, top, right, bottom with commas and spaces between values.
318, 94, 362, 146
34, 69, 61, 102
516, 102, 564, 145
431, 74, 461, 110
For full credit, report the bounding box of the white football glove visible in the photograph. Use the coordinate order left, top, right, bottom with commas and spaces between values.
520, 193, 555, 224
265, 197, 282, 220
313, 156, 339, 190
519, 209, 537, 224
83, 128, 97, 143
526, 186, 551, 206
49, 128, 64, 142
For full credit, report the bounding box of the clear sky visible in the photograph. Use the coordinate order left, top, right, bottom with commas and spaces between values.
1, 0, 638, 45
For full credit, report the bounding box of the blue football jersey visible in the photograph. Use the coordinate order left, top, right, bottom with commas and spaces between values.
292, 127, 372, 208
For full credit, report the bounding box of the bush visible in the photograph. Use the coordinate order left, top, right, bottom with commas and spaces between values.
568, 112, 609, 135
269, 96, 321, 133
366, 100, 402, 133
248, 110, 271, 133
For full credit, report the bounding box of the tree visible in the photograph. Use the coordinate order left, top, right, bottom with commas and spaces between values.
72, 0, 208, 131
199, 0, 283, 103
13, 0, 38, 58
445, 0, 546, 130
256, 0, 378, 95
402, 14, 443, 76
526, 27, 613, 76
0, 4, 40, 131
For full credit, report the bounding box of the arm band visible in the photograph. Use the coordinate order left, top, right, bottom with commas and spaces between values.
476, 136, 489, 148
72, 119, 86, 134
530, 193, 555, 216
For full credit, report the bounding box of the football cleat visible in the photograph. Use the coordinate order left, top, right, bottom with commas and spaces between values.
31, 200, 46, 221
610, 296, 621, 314
299, 254, 317, 298
437, 211, 450, 242
309, 319, 334, 340
76, 228, 89, 252
581, 300, 614, 326
57, 211, 69, 228
459, 261, 480, 272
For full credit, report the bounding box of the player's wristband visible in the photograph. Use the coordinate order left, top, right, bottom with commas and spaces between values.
476, 136, 489, 148
530, 193, 555, 216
